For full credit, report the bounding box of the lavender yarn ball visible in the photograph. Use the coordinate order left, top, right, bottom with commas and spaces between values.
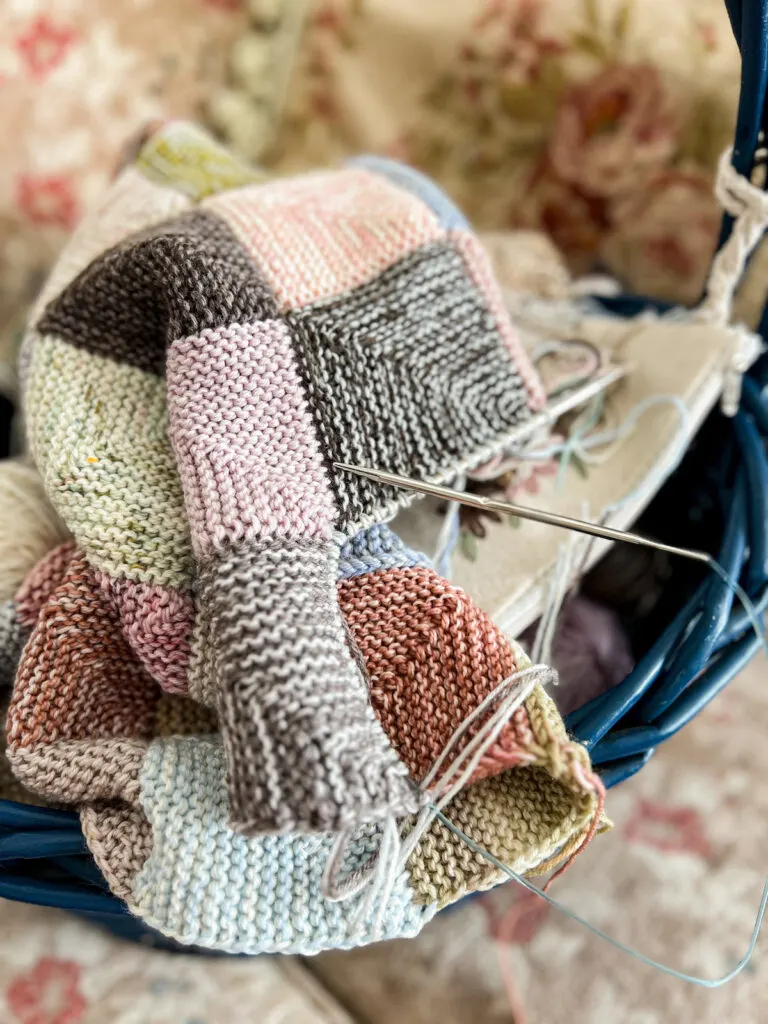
522, 596, 634, 717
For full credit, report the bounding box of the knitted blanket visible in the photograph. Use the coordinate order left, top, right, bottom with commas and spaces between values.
21, 122, 546, 837
6, 122, 607, 952
5, 524, 602, 953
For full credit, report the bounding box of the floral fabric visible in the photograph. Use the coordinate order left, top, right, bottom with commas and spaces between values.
0, 1, 244, 368
266, 0, 741, 306
0, 0, 752, 378
0, 905, 352, 1024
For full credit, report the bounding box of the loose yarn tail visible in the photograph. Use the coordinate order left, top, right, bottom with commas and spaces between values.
321, 665, 556, 938
434, 805, 768, 989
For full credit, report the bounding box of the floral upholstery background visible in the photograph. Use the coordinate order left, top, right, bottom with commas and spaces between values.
0, 0, 244, 366
0, 0, 745, 375
267, 0, 740, 307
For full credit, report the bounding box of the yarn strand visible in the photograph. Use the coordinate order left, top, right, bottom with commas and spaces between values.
322, 665, 556, 937
428, 555, 768, 985
433, 809, 768, 988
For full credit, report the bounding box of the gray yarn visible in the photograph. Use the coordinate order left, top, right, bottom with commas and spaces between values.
288, 240, 532, 532
205, 538, 419, 836
0, 601, 24, 689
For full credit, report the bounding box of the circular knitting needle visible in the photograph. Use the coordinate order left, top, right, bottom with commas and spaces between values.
334, 462, 711, 566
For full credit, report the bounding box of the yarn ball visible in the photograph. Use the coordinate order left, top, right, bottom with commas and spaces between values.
0, 460, 70, 603
522, 595, 634, 717
582, 543, 672, 624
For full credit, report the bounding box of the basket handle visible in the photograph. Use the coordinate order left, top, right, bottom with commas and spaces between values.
722, 0, 768, 179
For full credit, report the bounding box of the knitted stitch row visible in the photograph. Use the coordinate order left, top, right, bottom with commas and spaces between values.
8, 525, 575, 818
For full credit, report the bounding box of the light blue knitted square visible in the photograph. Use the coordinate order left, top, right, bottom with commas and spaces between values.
131, 735, 436, 954
337, 523, 431, 580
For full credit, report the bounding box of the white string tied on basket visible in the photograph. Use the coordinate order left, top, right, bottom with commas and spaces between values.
697, 147, 768, 414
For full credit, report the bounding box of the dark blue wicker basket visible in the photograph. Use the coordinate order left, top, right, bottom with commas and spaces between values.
568, 363, 768, 782
2, 0, 768, 948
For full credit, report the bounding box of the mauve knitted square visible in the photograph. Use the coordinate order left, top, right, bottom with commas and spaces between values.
21, 122, 545, 836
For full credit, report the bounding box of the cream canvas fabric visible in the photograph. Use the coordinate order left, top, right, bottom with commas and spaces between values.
395, 314, 755, 640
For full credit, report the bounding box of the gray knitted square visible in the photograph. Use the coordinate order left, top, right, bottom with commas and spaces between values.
204, 537, 417, 835
287, 239, 532, 532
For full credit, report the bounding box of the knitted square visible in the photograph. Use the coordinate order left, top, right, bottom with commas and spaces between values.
203, 166, 443, 309
6, 544, 216, 806
81, 736, 436, 955
285, 238, 534, 530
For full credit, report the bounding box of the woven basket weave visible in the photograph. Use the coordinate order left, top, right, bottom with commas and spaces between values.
567, 362, 768, 783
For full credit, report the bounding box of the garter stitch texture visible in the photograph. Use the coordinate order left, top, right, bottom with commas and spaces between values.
7, 122, 609, 953
78, 720, 599, 951
85, 736, 436, 954
21, 121, 546, 836
5, 522, 605, 949
6, 526, 537, 805
7, 523, 557, 810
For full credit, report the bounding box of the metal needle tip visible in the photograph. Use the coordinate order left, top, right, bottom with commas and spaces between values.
333, 462, 711, 566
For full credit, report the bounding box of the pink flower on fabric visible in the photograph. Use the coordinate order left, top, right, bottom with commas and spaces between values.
474, 0, 507, 30
315, 7, 341, 31
16, 175, 79, 231
516, 167, 609, 273
470, 0, 563, 88
548, 64, 678, 200
7, 958, 86, 1024
505, 458, 558, 499
696, 20, 719, 52
602, 170, 720, 305
311, 91, 337, 121
15, 17, 77, 79
625, 799, 711, 858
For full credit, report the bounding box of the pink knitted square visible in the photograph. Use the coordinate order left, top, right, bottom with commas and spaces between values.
203, 168, 444, 310
166, 320, 337, 558
100, 576, 194, 696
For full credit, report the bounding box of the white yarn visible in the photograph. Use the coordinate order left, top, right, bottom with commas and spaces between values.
321, 665, 555, 938
696, 148, 768, 414
433, 472, 465, 578
699, 148, 768, 326
568, 274, 622, 298
531, 533, 579, 668
504, 149, 768, 418
0, 461, 70, 602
